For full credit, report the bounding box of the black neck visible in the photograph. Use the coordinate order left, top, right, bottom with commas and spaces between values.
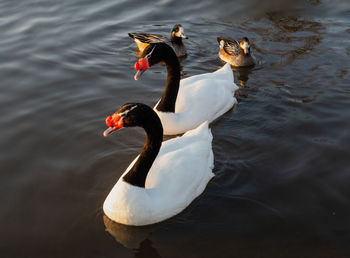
122, 113, 163, 188
170, 36, 183, 45
155, 50, 181, 112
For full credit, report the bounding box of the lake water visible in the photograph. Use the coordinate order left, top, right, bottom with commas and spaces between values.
1, 0, 350, 257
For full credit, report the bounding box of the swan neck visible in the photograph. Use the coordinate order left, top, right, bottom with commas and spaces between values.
155, 55, 181, 113
122, 115, 163, 188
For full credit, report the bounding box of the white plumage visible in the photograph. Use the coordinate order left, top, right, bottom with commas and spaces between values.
103, 121, 214, 226
155, 63, 238, 135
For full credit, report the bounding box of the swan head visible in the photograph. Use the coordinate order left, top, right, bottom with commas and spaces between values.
171, 24, 188, 39
104, 103, 162, 137
104, 104, 139, 137
240, 37, 251, 55
134, 43, 176, 80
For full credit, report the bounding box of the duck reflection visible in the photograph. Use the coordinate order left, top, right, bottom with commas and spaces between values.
232, 66, 254, 88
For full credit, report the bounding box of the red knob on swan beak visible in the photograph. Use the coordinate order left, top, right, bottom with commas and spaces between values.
134, 58, 149, 80
134, 58, 149, 71
106, 115, 114, 127
104, 114, 124, 137
134, 62, 141, 71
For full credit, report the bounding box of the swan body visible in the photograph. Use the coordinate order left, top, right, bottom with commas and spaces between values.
217, 37, 256, 67
134, 43, 239, 135
103, 103, 214, 226
129, 24, 188, 57
155, 63, 238, 135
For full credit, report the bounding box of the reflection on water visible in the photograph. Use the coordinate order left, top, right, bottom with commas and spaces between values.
104, 215, 162, 258
232, 66, 255, 87
103, 215, 155, 249
134, 239, 161, 258
266, 12, 323, 68
248, 12, 324, 70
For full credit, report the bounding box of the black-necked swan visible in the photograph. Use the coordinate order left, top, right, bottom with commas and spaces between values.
217, 37, 256, 67
134, 43, 239, 135
103, 103, 214, 226
128, 24, 188, 57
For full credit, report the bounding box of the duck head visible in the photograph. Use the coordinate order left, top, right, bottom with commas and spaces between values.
240, 37, 251, 55
171, 24, 188, 39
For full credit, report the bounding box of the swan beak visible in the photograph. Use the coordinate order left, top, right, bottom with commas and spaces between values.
103, 127, 115, 137
134, 69, 145, 80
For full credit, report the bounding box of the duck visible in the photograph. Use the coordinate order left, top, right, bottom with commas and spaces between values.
134, 43, 239, 135
103, 103, 214, 226
128, 24, 188, 57
217, 37, 256, 67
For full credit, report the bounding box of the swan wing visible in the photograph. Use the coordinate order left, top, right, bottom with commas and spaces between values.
160, 64, 238, 134
145, 122, 214, 217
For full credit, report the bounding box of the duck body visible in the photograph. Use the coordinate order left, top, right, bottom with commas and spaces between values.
134, 43, 238, 135
217, 37, 256, 67
129, 24, 188, 57
103, 104, 214, 226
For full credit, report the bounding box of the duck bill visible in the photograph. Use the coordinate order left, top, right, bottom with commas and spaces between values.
243, 47, 250, 55
134, 69, 145, 80
181, 34, 188, 39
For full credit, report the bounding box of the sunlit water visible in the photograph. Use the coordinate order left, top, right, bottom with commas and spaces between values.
1, 0, 350, 257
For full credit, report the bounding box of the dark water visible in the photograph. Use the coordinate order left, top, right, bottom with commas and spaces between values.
1, 0, 350, 257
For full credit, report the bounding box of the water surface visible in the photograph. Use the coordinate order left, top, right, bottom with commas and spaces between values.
1, 0, 350, 257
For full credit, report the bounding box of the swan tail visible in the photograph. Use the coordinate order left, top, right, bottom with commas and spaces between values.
213, 63, 239, 93
213, 63, 233, 79
183, 121, 210, 138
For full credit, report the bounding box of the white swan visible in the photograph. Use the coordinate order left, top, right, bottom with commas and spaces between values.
134, 43, 239, 135
103, 103, 214, 226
